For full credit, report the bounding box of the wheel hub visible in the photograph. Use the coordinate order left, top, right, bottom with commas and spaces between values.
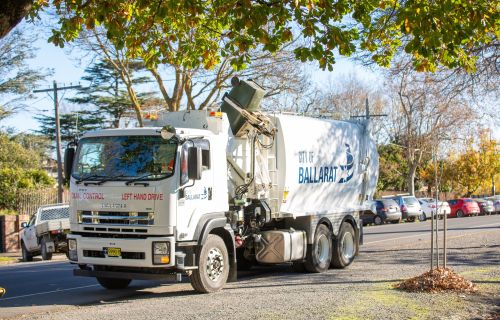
206, 247, 224, 281
341, 232, 355, 261
316, 234, 330, 263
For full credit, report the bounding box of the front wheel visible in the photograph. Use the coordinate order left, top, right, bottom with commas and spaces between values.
305, 224, 332, 273
190, 234, 229, 293
373, 215, 383, 225
41, 238, 53, 261
331, 222, 356, 269
21, 242, 33, 262
406, 216, 416, 222
418, 212, 426, 222
456, 210, 464, 218
97, 277, 131, 290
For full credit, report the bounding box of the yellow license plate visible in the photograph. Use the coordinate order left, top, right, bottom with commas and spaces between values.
106, 247, 121, 257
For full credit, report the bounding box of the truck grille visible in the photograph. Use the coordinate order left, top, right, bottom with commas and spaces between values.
78, 211, 154, 226
83, 250, 145, 260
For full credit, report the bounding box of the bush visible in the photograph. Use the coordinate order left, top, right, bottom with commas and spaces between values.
0, 168, 55, 210
0, 209, 18, 215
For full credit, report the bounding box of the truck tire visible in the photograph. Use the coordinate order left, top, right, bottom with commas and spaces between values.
41, 238, 53, 261
304, 224, 332, 273
190, 234, 229, 293
21, 242, 33, 262
331, 222, 356, 269
96, 277, 131, 290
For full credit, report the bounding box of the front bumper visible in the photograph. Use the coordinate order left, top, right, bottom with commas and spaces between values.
74, 268, 179, 281
68, 234, 176, 268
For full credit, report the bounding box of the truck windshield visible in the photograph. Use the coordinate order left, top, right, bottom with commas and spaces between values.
73, 135, 177, 181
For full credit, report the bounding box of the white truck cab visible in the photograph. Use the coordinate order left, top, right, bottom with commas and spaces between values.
65, 79, 378, 292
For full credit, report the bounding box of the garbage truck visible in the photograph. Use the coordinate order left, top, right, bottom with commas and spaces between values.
64, 78, 379, 293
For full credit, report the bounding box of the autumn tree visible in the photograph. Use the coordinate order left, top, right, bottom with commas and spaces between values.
446, 133, 500, 196
28, 0, 498, 73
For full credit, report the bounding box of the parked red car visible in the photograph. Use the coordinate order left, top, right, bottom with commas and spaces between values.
447, 198, 480, 217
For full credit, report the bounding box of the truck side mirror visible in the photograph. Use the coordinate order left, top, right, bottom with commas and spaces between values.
64, 147, 75, 181
188, 147, 202, 180
21, 222, 28, 228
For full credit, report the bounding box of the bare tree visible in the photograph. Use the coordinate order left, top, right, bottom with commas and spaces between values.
0, 26, 49, 121
314, 72, 387, 143
383, 59, 476, 194
148, 43, 313, 113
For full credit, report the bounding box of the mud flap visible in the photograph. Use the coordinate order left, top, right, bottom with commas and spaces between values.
46, 241, 55, 253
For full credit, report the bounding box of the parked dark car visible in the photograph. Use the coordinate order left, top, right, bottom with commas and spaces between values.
361, 199, 402, 225
475, 199, 495, 215
447, 198, 480, 217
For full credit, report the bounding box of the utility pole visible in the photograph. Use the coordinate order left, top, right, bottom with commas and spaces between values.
350, 98, 388, 120
34, 81, 81, 203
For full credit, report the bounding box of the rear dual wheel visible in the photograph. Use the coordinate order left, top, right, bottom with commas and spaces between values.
305, 224, 332, 273
331, 222, 356, 269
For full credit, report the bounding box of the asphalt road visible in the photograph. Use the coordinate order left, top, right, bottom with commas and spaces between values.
0, 214, 498, 319
363, 214, 500, 248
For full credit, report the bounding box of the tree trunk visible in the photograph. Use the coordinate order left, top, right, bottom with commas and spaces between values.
407, 170, 416, 195
0, 0, 33, 39
149, 67, 174, 111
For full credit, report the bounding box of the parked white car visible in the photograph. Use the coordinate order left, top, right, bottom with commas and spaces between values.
20, 204, 69, 261
485, 196, 500, 213
418, 198, 451, 220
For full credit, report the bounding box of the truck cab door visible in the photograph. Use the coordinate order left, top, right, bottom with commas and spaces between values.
24, 214, 39, 251
176, 139, 216, 240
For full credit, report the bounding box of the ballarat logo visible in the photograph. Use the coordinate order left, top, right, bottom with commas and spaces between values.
298, 144, 354, 184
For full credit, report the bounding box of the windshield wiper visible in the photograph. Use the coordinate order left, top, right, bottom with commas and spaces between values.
76, 174, 105, 184
125, 173, 157, 186
77, 174, 127, 186
95, 174, 128, 185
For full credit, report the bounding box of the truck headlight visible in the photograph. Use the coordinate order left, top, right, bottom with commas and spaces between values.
68, 239, 78, 261
152, 242, 170, 265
